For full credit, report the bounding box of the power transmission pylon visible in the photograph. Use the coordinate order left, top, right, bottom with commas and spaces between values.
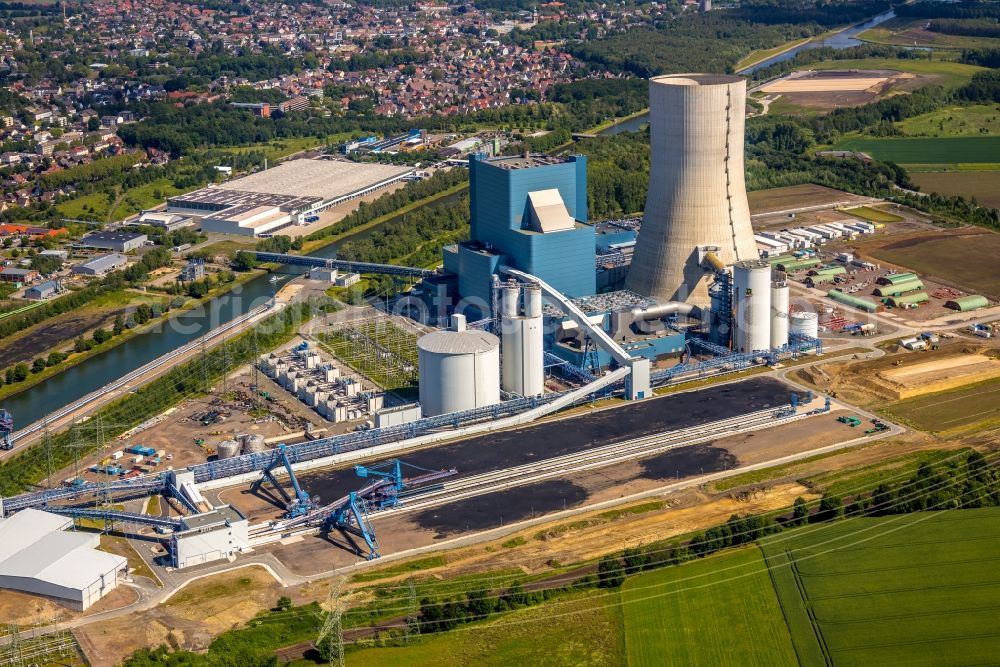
404, 576, 418, 644
317, 577, 346, 667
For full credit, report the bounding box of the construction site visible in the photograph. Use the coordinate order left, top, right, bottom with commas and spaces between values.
1, 72, 999, 666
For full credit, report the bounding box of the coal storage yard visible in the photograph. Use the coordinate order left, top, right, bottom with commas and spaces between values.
299, 376, 790, 508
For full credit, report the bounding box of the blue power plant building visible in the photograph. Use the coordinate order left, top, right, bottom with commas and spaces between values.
442, 154, 595, 309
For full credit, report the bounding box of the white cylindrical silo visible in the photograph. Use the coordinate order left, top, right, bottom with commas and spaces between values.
770, 283, 789, 349
790, 311, 819, 339
732, 260, 772, 353
418, 330, 501, 417
525, 283, 542, 318
501, 282, 519, 319
626, 74, 758, 305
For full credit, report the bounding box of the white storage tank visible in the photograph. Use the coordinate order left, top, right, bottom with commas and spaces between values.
245, 434, 268, 453
790, 311, 819, 339
217, 439, 240, 459
418, 329, 501, 417
732, 259, 772, 353
501, 283, 545, 398
770, 283, 789, 349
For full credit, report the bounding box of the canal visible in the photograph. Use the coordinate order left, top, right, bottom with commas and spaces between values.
6, 192, 466, 427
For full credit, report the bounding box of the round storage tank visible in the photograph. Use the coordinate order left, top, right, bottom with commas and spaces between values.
770, 283, 789, 349
418, 330, 500, 417
732, 260, 772, 353
245, 434, 268, 453
217, 439, 240, 459
790, 311, 819, 339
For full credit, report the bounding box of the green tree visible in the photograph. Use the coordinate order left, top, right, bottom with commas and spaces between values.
31, 358, 46, 374
113, 315, 125, 336
12, 363, 29, 382
816, 494, 844, 522
791, 496, 809, 526
597, 555, 625, 588
231, 251, 258, 271
274, 596, 292, 612
92, 328, 111, 345
46, 351, 65, 367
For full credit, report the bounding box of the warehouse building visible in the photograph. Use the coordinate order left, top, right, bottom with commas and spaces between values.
78, 231, 148, 253
0, 508, 127, 610
73, 253, 128, 276
25, 280, 60, 300
165, 158, 414, 237
133, 211, 195, 232
171, 506, 250, 569
946, 295, 989, 312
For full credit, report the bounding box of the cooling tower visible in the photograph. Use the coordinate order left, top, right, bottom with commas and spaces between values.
626, 74, 758, 305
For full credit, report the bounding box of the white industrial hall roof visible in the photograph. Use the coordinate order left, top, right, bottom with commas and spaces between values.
0, 508, 127, 594
216, 158, 413, 201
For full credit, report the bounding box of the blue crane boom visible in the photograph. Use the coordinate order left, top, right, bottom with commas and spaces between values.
251, 444, 313, 517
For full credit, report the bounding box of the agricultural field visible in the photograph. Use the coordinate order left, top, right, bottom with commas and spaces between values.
345, 589, 624, 667
910, 171, 1000, 209
747, 184, 856, 214
621, 548, 797, 667
867, 228, 1000, 298
884, 376, 1000, 434
858, 17, 1000, 50
842, 205, 904, 223
762, 509, 1000, 667
896, 104, 1000, 137
833, 136, 1000, 165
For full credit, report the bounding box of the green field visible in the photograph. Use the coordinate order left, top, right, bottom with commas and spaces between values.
910, 171, 1000, 208
896, 104, 1000, 138
346, 590, 624, 667
762, 509, 1000, 667
833, 136, 1000, 164
884, 377, 1000, 433
842, 205, 904, 223
621, 548, 797, 667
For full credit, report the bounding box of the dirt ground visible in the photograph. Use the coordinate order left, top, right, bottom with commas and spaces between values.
857, 227, 1000, 301
762, 69, 931, 113
792, 342, 1000, 407
747, 184, 865, 215
59, 367, 324, 489
0, 584, 138, 628
73, 566, 283, 667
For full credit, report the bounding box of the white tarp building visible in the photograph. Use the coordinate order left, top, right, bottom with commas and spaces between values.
0, 508, 127, 610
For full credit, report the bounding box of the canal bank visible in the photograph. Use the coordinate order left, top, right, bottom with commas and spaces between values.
1, 187, 467, 430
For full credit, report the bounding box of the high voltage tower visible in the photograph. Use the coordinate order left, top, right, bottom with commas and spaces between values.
317, 577, 347, 667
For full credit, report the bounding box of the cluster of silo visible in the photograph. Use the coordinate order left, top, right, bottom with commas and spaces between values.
499, 281, 545, 398
417, 320, 501, 418
215, 433, 269, 459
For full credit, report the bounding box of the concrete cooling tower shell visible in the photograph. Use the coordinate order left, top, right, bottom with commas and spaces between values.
626, 74, 759, 305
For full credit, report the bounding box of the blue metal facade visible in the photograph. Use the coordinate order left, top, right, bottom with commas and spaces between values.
453, 154, 596, 308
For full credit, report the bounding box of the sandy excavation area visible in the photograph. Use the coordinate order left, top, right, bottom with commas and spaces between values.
879, 353, 1000, 399
764, 74, 891, 93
